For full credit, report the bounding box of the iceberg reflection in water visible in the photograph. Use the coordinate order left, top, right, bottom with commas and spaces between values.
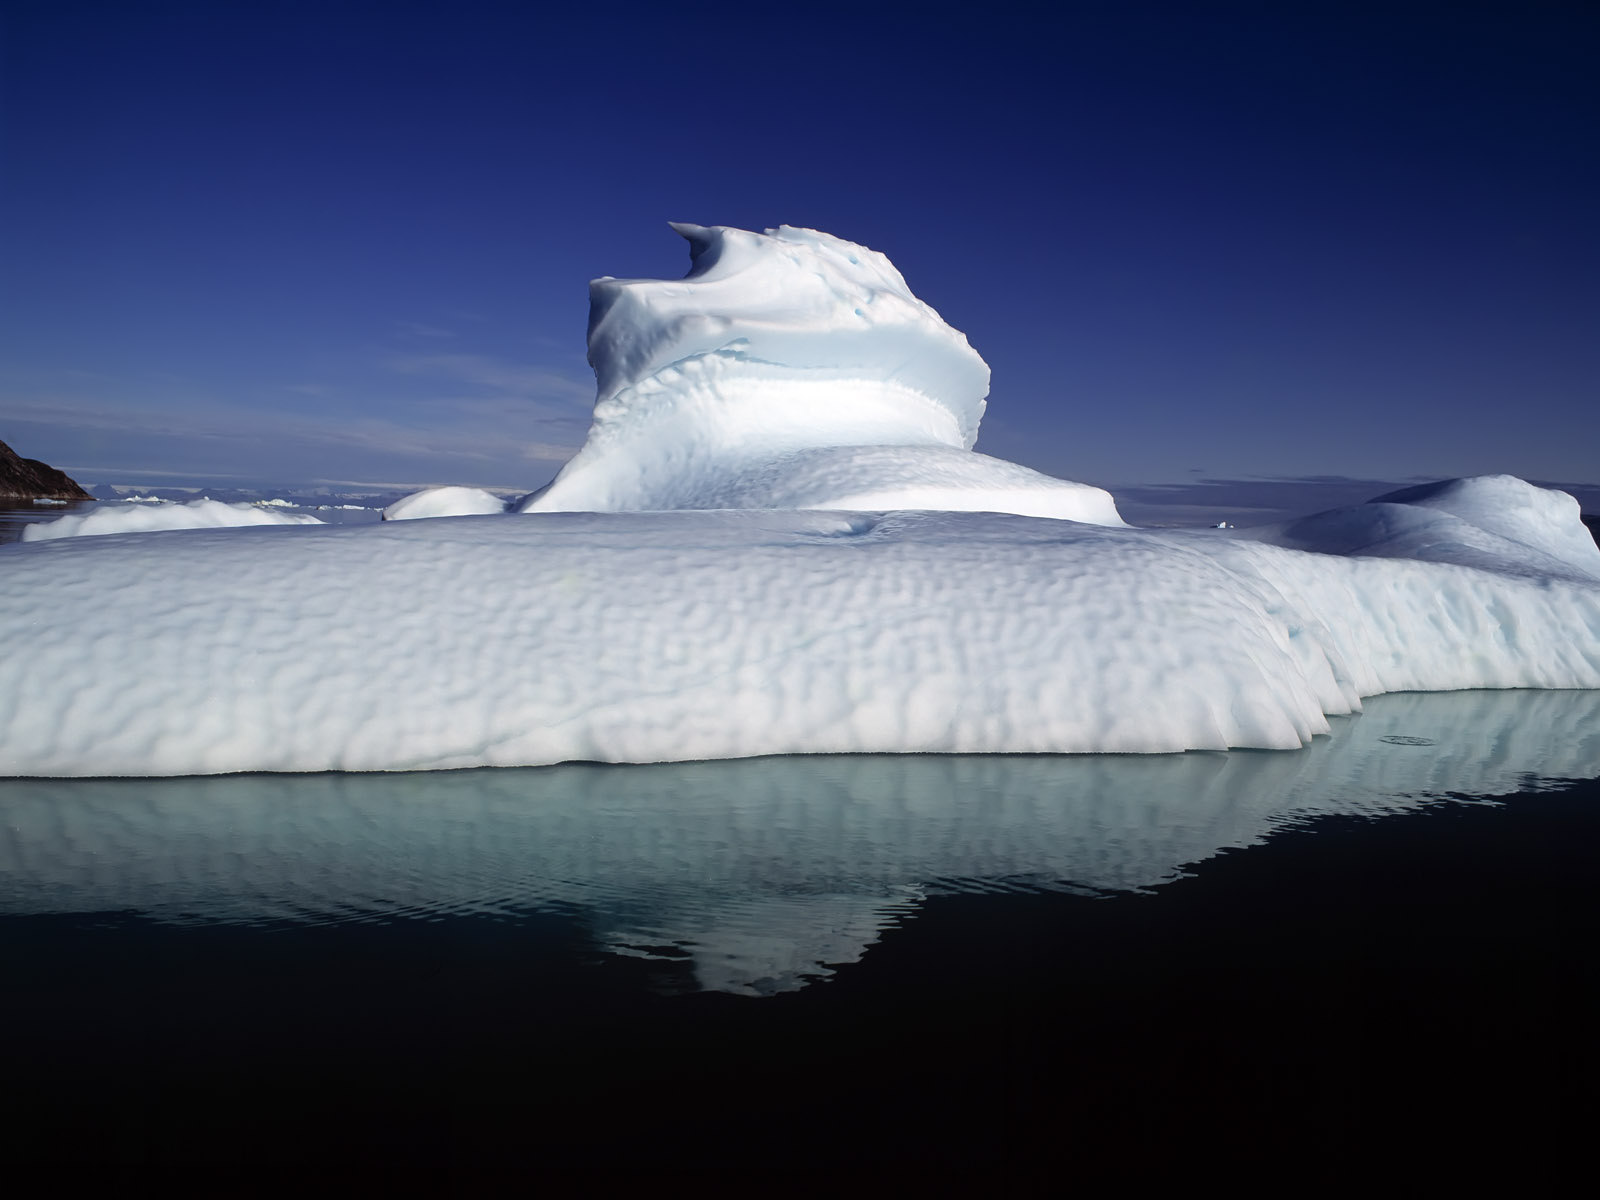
3, 688, 1598, 996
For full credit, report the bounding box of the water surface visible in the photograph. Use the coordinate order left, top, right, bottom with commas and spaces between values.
2, 688, 1597, 1172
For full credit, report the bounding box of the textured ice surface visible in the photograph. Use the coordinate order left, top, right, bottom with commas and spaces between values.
4, 689, 1597, 994
1, 500, 1597, 777
519, 224, 1124, 523
21, 498, 323, 540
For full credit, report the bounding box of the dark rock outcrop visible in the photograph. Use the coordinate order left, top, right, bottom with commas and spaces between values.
0, 438, 91, 501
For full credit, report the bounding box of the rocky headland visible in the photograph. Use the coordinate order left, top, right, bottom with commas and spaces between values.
0, 438, 91, 501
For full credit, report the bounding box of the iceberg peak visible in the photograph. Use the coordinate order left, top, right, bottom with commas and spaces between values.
665, 220, 722, 272
580, 222, 988, 438
526, 223, 1121, 524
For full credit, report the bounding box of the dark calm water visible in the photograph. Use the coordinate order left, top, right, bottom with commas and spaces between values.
2, 688, 1598, 1174
0, 498, 94, 542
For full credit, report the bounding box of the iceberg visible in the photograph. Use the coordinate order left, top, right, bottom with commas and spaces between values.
21, 497, 323, 541
517, 224, 1124, 524
0, 224, 1596, 778
382, 486, 509, 521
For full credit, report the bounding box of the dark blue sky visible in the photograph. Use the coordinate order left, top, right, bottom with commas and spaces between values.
3, 0, 1595, 505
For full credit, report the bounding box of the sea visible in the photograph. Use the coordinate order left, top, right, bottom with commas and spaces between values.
3, 500, 1598, 1177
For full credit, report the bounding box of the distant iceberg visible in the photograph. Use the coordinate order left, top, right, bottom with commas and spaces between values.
0, 224, 1595, 777
382, 486, 508, 521
22, 497, 322, 541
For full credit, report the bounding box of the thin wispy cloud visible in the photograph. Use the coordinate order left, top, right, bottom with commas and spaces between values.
386, 353, 594, 407
3, 343, 597, 484
3, 390, 583, 488
393, 321, 458, 340
54, 464, 268, 482
521, 441, 584, 462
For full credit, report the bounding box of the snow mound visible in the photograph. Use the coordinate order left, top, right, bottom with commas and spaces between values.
1246, 475, 1600, 583
1370, 475, 1600, 577
383, 486, 509, 521
21, 498, 323, 541
521, 223, 1122, 524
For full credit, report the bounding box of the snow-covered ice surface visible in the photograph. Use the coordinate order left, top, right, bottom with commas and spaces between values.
21, 497, 323, 541
3, 688, 1597, 994
1, 223, 1596, 777
1, 501, 1597, 777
